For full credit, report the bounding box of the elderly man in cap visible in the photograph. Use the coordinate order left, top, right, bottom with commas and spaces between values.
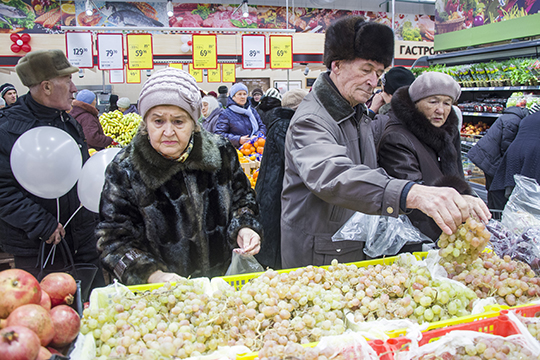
281, 16, 490, 268
0, 50, 105, 294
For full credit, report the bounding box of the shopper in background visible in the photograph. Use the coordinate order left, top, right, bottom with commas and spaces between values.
97, 68, 262, 285
200, 95, 222, 133
207, 91, 218, 98
256, 87, 283, 128
0, 50, 105, 289
255, 88, 308, 270
214, 83, 266, 148
117, 97, 138, 115
377, 72, 488, 243
281, 16, 490, 269
368, 66, 415, 116
108, 94, 119, 112
217, 85, 228, 108
0, 83, 18, 106
71, 89, 116, 151
467, 105, 530, 210
489, 104, 540, 208
249, 87, 263, 108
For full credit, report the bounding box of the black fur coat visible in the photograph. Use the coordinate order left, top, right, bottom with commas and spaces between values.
378, 87, 472, 240
96, 129, 262, 285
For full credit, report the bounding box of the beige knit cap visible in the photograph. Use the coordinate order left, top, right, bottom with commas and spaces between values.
282, 88, 308, 110
138, 67, 201, 121
408, 72, 461, 103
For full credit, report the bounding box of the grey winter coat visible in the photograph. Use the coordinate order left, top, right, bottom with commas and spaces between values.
281, 72, 409, 269
97, 129, 263, 285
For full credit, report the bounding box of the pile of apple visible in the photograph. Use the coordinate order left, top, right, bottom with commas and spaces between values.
0, 269, 81, 360
460, 121, 490, 135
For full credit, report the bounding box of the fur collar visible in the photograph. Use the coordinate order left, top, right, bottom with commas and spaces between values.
390, 86, 460, 175
312, 72, 356, 123
130, 130, 223, 190
72, 100, 98, 116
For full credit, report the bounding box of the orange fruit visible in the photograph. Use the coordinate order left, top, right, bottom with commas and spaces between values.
257, 138, 266, 146
257, 146, 264, 154
241, 148, 250, 156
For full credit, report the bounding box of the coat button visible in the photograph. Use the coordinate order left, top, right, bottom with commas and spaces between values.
387, 206, 394, 214
336, 249, 341, 253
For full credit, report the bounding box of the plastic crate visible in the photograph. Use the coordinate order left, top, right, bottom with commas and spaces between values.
501, 303, 540, 318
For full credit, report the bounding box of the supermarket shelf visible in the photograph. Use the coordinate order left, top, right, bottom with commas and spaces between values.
461, 85, 540, 92
462, 111, 501, 117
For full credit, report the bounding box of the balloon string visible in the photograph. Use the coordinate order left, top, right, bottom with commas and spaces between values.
64, 204, 83, 229
56, 197, 60, 223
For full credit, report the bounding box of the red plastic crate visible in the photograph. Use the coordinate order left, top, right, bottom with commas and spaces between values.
502, 303, 540, 318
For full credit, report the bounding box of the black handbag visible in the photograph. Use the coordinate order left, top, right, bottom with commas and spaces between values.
37, 238, 99, 308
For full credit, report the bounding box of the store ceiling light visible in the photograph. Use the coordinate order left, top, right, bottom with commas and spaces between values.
167, 0, 173, 17
241, 0, 249, 17
85, 0, 93, 16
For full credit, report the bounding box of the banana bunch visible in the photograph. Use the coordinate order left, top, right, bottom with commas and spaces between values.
99, 110, 142, 146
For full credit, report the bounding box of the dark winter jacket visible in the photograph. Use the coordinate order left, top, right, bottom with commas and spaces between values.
491, 111, 540, 196
0, 93, 98, 256
377, 86, 472, 241
96, 129, 263, 285
217, 93, 227, 108
214, 97, 266, 148
254, 107, 295, 270
70, 100, 113, 150
122, 104, 139, 115
256, 97, 282, 128
467, 106, 529, 178
201, 106, 223, 133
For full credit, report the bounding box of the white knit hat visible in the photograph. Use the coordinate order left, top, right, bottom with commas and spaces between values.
138, 67, 201, 121
117, 97, 131, 108
264, 87, 282, 101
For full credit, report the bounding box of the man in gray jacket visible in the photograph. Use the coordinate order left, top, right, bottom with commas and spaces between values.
281, 16, 490, 268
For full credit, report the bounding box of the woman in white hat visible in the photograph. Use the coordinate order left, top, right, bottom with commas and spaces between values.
97, 68, 262, 285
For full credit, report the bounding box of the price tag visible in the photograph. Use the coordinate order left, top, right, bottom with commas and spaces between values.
127, 34, 154, 70
169, 63, 184, 70
109, 70, 124, 84
242, 35, 265, 69
126, 69, 141, 84
65, 32, 93, 68
207, 64, 221, 83
222, 63, 236, 83
192, 34, 217, 69
270, 35, 292, 69
188, 64, 203, 83
97, 33, 124, 70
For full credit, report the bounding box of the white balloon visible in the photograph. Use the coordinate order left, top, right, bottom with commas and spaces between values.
77, 148, 121, 213
180, 34, 191, 43
180, 43, 190, 53
10, 127, 82, 199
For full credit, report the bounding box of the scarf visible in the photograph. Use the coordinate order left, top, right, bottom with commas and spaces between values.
228, 104, 259, 136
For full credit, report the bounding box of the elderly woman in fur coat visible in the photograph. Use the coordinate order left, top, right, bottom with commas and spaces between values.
377, 72, 489, 245
96, 68, 262, 285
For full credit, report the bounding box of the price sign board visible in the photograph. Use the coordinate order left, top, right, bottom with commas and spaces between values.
188, 64, 203, 83
270, 35, 293, 69
126, 33, 154, 70
109, 70, 124, 84
207, 65, 221, 83
169, 63, 184, 70
97, 33, 124, 70
65, 32, 93, 68
192, 34, 217, 69
126, 69, 141, 84
222, 63, 236, 83
242, 35, 265, 69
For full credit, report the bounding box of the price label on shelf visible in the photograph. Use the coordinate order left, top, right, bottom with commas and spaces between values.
169, 63, 184, 70
127, 34, 153, 70
97, 33, 124, 70
189, 64, 203, 82
242, 35, 265, 69
65, 32, 93, 68
207, 65, 221, 83
222, 63, 236, 83
109, 70, 124, 84
192, 35, 217, 69
270, 35, 292, 69
126, 69, 141, 84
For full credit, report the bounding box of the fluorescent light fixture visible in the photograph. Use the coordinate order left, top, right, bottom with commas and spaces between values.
167, 0, 173, 17
242, 0, 249, 17
85, 0, 93, 16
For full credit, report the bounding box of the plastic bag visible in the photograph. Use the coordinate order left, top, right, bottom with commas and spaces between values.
332, 213, 429, 258
225, 250, 265, 276
501, 174, 540, 234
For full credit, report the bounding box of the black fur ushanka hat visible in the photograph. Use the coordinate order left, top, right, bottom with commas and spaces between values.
323, 16, 394, 69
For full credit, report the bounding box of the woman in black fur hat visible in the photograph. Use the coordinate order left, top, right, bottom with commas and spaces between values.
377, 72, 489, 244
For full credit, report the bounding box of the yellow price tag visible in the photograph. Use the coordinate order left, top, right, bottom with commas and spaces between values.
127, 34, 153, 70
207, 64, 221, 83
126, 69, 141, 84
188, 63, 203, 83
169, 63, 184, 70
192, 34, 217, 69
270, 35, 293, 69
222, 63, 236, 83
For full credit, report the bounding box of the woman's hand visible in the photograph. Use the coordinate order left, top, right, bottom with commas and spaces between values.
463, 195, 492, 224
236, 227, 261, 255
239, 135, 250, 145
147, 270, 183, 284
